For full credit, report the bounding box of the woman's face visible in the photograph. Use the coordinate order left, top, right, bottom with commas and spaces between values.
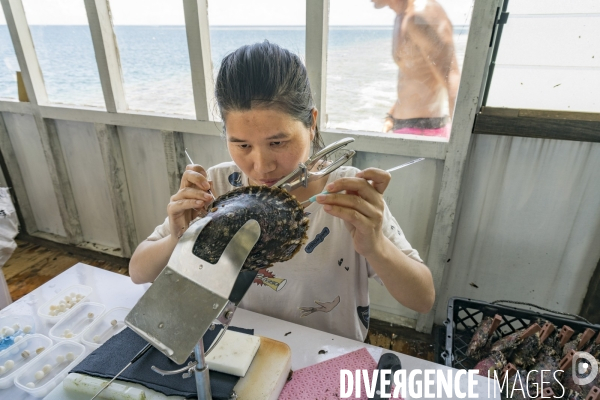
225, 108, 316, 187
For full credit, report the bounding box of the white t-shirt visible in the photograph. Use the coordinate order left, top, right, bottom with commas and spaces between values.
147, 162, 422, 342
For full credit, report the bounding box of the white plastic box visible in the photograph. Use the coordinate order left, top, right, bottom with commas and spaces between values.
13, 340, 85, 398
37, 284, 93, 324
81, 307, 130, 349
0, 314, 36, 352
0, 334, 52, 389
48, 302, 105, 343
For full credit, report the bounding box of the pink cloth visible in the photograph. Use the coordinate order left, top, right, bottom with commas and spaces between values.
393, 124, 450, 138
279, 348, 403, 399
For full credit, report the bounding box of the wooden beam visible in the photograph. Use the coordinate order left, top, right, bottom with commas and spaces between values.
161, 130, 187, 196
416, 0, 504, 333
0, 112, 37, 234
42, 119, 83, 244
95, 124, 138, 257
305, 0, 329, 129
84, 0, 127, 113
1, 0, 48, 104
473, 114, 600, 143
183, 0, 214, 121
481, 106, 600, 122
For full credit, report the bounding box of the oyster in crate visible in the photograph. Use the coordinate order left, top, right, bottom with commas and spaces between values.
475, 350, 506, 378
466, 314, 502, 358
193, 186, 310, 270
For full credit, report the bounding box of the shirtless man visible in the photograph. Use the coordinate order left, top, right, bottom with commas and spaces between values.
373, 0, 461, 138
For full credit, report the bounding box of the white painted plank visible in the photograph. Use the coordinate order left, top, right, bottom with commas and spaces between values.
1, 0, 48, 104
183, 0, 215, 121
0, 102, 449, 158
42, 119, 84, 243
305, 0, 329, 130
416, 0, 503, 333
3, 112, 66, 236
486, 66, 600, 113
118, 126, 172, 244
53, 120, 120, 249
0, 112, 36, 233
84, 0, 127, 112
162, 130, 187, 196
95, 123, 138, 256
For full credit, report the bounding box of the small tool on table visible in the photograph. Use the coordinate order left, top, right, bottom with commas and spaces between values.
90, 342, 152, 400
300, 157, 425, 206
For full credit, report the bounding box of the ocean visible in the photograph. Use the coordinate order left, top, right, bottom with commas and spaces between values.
0, 25, 468, 133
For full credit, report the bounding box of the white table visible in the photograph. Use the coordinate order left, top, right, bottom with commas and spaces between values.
0, 263, 500, 399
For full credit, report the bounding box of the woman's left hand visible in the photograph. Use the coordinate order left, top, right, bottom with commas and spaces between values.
315, 168, 391, 257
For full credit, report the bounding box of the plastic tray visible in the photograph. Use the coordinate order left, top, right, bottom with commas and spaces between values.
37, 284, 93, 324
81, 307, 130, 349
443, 297, 600, 370
13, 340, 85, 398
0, 334, 52, 389
48, 302, 105, 343
0, 314, 36, 352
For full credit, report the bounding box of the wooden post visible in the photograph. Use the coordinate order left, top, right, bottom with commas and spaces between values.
416, 0, 505, 333
84, 0, 128, 113
183, 0, 215, 121
162, 130, 187, 196
95, 124, 138, 257
305, 0, 329, 130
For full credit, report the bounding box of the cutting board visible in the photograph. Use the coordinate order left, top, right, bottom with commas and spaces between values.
43, 336, 291, 400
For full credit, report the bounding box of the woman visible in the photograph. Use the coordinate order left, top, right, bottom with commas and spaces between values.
129, 41, 434, 342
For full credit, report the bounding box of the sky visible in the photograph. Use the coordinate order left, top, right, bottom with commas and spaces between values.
0, 0, 474, 26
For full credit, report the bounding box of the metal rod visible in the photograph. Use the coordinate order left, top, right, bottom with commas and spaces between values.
194, 338, 213, 400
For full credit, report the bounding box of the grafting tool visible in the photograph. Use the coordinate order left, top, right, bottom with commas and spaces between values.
300, 157, 425, 206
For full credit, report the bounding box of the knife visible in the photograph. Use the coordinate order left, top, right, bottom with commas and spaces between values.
371, 352, 402, 400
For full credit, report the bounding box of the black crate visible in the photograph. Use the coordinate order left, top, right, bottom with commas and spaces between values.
442, 297, 600, 370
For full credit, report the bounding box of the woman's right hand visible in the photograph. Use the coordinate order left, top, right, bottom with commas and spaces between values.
167, 164, 215, 240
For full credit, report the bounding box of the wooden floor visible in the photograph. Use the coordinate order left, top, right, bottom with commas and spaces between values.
3, 238, 128, 301
2, 237, 438, 362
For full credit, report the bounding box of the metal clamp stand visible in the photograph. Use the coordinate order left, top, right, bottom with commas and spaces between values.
125, 218, 261, 400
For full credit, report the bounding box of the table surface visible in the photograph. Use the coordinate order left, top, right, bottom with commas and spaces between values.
0, 263, 500, 399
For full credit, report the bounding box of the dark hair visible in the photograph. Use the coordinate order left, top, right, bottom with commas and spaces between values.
215, 40, 324, 153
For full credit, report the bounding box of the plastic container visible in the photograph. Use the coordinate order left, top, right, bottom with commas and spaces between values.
81, 307, 130, 349
48, 302, 105, 343
13, 340, 85, 398
0, 314, 36, 352
442, 297, 600, 369
0, 334, 52, 389
37, 284, 93, 324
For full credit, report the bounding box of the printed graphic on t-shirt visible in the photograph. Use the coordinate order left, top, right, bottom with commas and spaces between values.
305, 227, 330, 253
357, 305, 370, 329
338, 258, 349, 271
228, 172, 243, 187
253, 268, 287, 291
299, 295, 340, 317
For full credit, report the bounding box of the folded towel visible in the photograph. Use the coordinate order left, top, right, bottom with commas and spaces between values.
71, 326, 253, 399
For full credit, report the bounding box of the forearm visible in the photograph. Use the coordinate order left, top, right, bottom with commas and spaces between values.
447, 68, 460, 117
129, 235, 178, 284
365, 237, 435, 314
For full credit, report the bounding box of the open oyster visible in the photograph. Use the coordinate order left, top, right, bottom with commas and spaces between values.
192, 185, 310, 270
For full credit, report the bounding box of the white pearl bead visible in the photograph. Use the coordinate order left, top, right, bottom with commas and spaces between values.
4, 327, 14, 336
21, 350, 30, 359
36, 347, 45, 354
93, 335, 101, 343
34, 370, 45, 380
4, 360, 14, 370
42, 364, 52, 374
111, 319, 118, 327
87, 312, 94, 319
65, 352, 75, 361
56, 355, 65, 363
12, 323, 20, 330
26, 382, 35, 388
14, 335, 23, 343
23, 325, 32, 334
0, 366, 6, 374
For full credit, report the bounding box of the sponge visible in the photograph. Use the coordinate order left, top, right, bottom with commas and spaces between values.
206, 330, 260, 377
